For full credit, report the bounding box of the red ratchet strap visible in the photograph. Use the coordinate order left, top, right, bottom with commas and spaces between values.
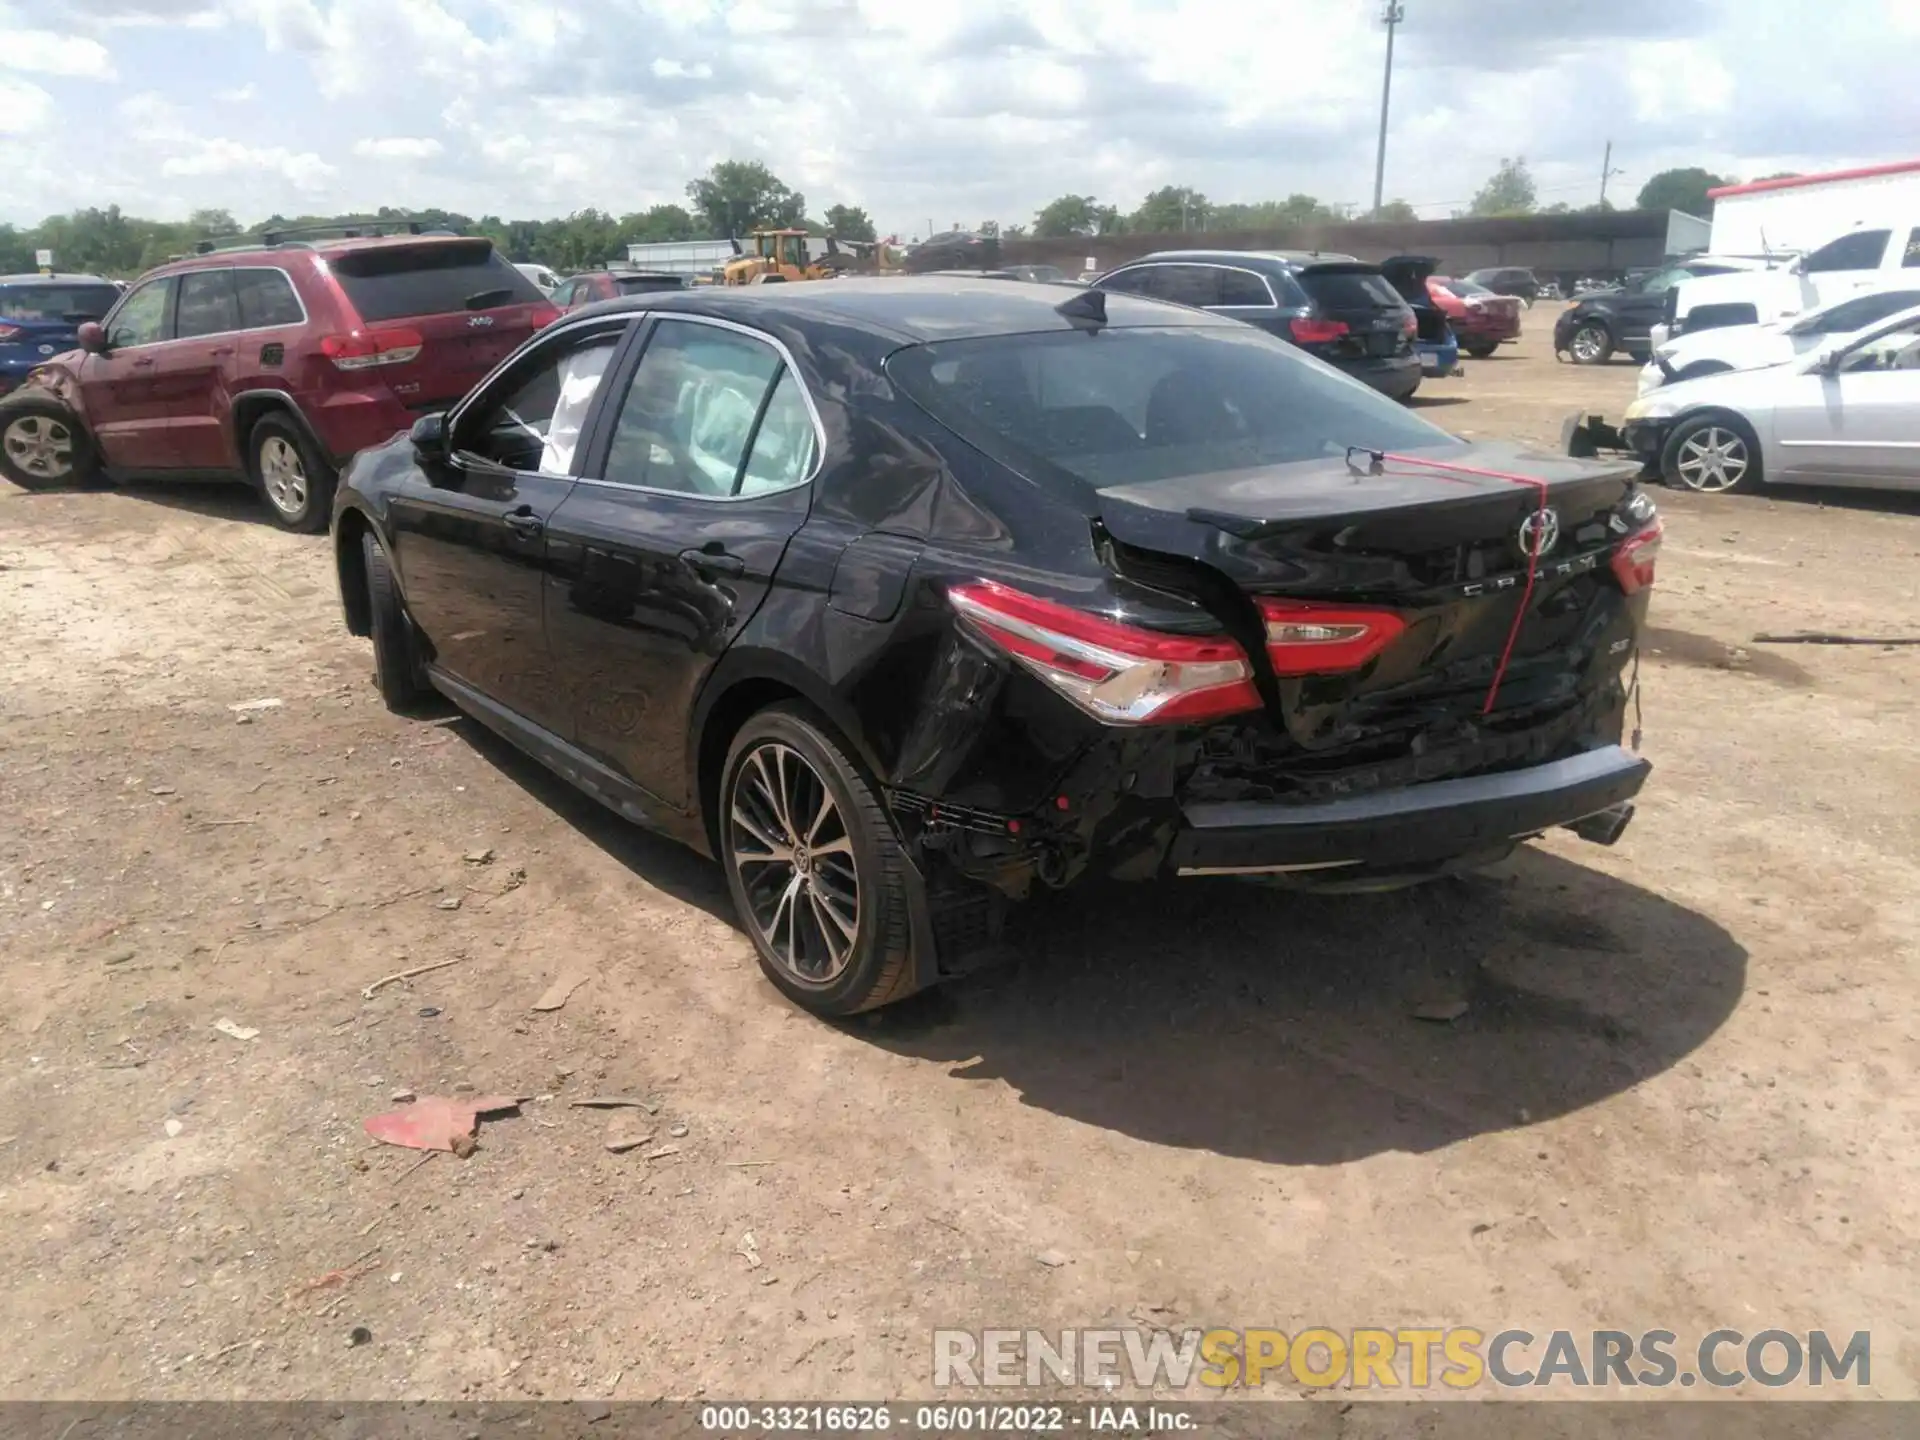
1370, 451, 1551, 716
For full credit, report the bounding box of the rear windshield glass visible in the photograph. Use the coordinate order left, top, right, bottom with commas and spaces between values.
0, 283, 121, 322
1295, 267, 1404, 309
330, 242, 542, 322
1442, 279, 1494, 297
615, 275, 685, 294
888, 324, 1459, 490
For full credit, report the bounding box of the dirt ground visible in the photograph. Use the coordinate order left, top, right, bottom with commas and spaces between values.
3, 324, 1918, 1405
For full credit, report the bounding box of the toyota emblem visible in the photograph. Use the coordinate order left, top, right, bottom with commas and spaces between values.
1517, 507, 1560, 557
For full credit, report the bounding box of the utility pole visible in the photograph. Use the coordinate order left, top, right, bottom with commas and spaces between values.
1599, 140, 1626, 208
1371, 0, 1406, 217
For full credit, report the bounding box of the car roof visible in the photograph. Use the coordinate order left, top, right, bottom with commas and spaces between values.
1, 272, 116, 285
564, 275, 1226, 344
1125, 249, 1363, 269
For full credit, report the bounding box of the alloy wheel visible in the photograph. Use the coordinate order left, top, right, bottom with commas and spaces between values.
1673, 426, 1750, 493
1570, 326, 1608, 362
729, 741, 860, 985
3, 414, 75, 480
259, 435, 309, 516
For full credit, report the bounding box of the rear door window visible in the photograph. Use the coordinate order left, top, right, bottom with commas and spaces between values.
601, 319, 791, 496
174, 269, 240, 339
1215, 268, 1276, 307
233, 268, 304, 328
1296, 268, 1402, 309
331, 241, 543, 322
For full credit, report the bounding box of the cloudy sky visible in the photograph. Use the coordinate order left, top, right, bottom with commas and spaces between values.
3, 0, 1917, 236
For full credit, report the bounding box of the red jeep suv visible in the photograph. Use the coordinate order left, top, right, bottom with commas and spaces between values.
0, 227, 557, 530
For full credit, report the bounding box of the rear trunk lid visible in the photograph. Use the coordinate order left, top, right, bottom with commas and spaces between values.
1095, 441, 1644, 754
327, 239, 554, 409
1293, 263, 1415, 361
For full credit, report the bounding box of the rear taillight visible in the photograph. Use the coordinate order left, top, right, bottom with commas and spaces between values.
0, 324, 22, 341
320, 326, 424, 371
1289, 317, 1349, 344
1611, 517, 1663, 595
530, 304, 560, 329
1258, 598, 1406, 676
1401, 311, 1418, 336
949, 580, 1260, 725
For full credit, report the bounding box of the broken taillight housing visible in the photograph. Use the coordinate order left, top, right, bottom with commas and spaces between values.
948, 580, 1260, 725
1611, 516, 1663, 594
1258, 598, 1407, 676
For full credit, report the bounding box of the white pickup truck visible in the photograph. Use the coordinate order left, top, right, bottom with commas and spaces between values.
1659, 222, 1920, 345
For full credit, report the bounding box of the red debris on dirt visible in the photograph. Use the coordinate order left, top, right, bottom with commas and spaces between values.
363, 1095, 523, 1153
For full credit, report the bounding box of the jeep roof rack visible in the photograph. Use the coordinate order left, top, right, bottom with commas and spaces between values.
178, 219, 464, 257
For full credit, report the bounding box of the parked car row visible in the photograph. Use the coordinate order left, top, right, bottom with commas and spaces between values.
1091, 248, 1518, 404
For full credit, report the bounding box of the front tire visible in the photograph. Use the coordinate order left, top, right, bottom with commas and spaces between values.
1661, 414, 1760, 494
1463, 339, 1500, 358
249, 412, 335, 533
719, 704, 920, 1017
1567, 322, 1615, 365
362, 530, 432, 711
0, 398, 93, 490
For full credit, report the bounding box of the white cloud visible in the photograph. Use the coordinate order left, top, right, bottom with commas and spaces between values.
0, 28, 117, 78
353, 135, 444, 160
6, 0, 1920, 233
161, 138, 336, 189
0, 73, 53, 133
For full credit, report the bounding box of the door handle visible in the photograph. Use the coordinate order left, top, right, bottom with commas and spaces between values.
679, 546, 745, 578
131, 358, 156, 369
502, 507, 544, 538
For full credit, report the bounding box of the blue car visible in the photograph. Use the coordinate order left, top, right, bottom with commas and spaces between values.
0, 273, 122, 399
1381, 255, 1461, 379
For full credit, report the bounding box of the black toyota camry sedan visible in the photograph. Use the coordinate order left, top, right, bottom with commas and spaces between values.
331, 277, 1661, 1017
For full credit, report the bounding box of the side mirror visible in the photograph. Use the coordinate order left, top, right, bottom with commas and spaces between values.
1811, 344, 1845, 373
77, 322, 107, 354
410, 411, 449, 464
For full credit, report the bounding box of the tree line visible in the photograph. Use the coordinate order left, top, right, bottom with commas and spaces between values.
2, 157, 1788, 279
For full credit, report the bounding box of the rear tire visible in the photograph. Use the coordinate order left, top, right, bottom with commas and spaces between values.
363, 530, 432, 710
1567, 322, 1615, 365
1463, 339, 1500, 358
0, 397, 94, 490
248, 412, 335, 533
719, 704, 921, 1017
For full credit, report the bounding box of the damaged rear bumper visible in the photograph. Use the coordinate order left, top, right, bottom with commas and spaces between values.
1562, 411, 1664, 473
1167, 744, 1650, 877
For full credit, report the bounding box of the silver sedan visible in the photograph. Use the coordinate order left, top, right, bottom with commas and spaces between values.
1620, 303, 1920, 494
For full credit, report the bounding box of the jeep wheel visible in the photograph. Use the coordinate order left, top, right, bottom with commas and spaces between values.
0, 399, 93, 490
719, 704, 921, 1017
249, 413, 336, 533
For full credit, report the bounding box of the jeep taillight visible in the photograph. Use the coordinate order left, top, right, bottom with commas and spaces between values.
0, 324, 21, 341
948, 580, 1260, 725
320, 326, 424, 370
1257, 598, 1407, 676
1612, 516, 1663, 595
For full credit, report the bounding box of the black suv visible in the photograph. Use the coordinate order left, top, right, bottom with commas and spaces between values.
1464, 267, 1541, 304
1093, 250, 1422, 401
1552, 260, 1747, 365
